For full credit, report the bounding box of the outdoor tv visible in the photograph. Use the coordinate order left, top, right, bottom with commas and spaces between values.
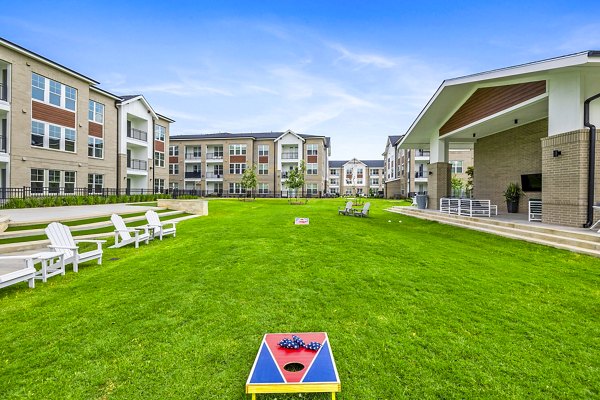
521, 173, 542, 192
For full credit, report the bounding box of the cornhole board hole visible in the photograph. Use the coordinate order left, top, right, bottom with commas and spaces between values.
246, 332, 340, 399
295, 217, 309, 225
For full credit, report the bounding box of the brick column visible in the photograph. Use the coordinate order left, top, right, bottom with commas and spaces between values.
541, 129, 591, 227
427, 162, 451, 210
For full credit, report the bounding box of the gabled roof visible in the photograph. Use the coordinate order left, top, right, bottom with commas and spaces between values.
388, 135, 403, 146
117, 94, 158, 120
90, 86, 121, 100
170, 131, 330, 147
329, 159, 383, 168
400, 50, 600, 148
274, 129, 305, 143
157, 113, 175, 123
0, 36, 99, 84
362, 160, 384, 168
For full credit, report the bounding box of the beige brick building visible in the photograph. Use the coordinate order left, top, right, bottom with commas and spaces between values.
399, 51, 600, 227
327, 158, 384, 196
168, 130, 330, 196
0, 38, 173, 196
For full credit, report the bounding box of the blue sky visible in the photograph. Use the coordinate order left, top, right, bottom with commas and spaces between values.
2, 1, 600, 159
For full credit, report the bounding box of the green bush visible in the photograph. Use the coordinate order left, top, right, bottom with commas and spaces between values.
1, 193, 175, 210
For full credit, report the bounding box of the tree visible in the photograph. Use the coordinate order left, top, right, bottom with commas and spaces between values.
451, 175, 464, 198
465, 166, 474, 197
240, 164, 257, 198
284, 161, 306, 201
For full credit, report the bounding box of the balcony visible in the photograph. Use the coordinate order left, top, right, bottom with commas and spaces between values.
205, 172, 223, 180
185, 153, 202, 161
185, 171, 202, 179
206, 152, 223, 160
0, 83, 6, 102
127, 127, 147, 142
127, 159, 147, 171
0, 132, 5, 153
415, 150, 430, 161
281, 152, 298, 159
415, 171, 428, 182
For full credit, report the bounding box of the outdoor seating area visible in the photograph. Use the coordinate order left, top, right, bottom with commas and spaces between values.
338, 201, 371, 217
440, 198, 497, 217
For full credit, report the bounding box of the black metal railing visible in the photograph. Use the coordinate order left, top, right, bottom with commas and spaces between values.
185, 153, 202, 160
415, 171, 427, 178
0, 83, 6, 102
184, 171, 202, 179
127, 128, 148, 142
127, 159, 148, 170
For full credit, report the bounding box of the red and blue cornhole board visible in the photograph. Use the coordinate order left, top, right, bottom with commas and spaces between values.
246, 332, 341, 399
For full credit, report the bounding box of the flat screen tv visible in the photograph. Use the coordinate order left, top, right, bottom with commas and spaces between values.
521, 173, 542, 192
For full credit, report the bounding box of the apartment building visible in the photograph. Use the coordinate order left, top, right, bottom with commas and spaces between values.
327, 158, 384, 196
0, 37, 173, 195
168, 130, 330, 196
383, 135, 473, 198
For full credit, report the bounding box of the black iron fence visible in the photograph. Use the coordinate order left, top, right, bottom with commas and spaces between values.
127, 128, 148, 142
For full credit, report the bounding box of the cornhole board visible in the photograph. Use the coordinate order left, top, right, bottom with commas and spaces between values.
295, 217, 309, 225
246, 332, 340, 399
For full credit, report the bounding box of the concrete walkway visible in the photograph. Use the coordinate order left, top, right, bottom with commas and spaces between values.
0, 203, 160, 224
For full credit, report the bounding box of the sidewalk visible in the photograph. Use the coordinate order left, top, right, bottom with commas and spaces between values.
0, 203, 160, 224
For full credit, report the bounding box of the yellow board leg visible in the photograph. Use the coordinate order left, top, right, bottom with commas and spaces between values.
252, 394, 256, 400
332, 393, 336, 400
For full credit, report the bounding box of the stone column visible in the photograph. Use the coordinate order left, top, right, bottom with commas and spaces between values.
427, 162, 451, 210
541, 129, 591, 227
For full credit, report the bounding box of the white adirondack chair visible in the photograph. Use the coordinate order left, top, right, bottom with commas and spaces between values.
44, 222, 105, 272
110, 214, 150, 248
0, 255, 37, 289
145, 210, 177, 240
338, 201, 354, 216
354, 202, 371, 217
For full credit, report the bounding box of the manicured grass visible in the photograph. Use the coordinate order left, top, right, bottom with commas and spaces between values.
0, 199, 598, 399
0, 213, 189, 245
5, 209, 171, 232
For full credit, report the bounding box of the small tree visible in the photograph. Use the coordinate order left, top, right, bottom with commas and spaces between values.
284, 161, 306, 201
240, 164, 257, 199
451, 175, 464, 198
465, 166, 474, 197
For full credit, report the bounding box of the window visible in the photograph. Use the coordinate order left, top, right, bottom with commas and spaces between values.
88, 100, 104, 123
229, 144, 246, 155
48, 125, 61, 150
31, 73, 45, 101
48, 170, 61, 193
330, 178, 339, 186
65, 86, 76, 110
345, 168, 352, 176
356, 179, 363, 185
451, 160, 463, 174
370, 178, 379, 186
185, 146, 201, 159
154, 152, 165, 167
64, 128, 75, 152
258, 183, 269, 194
229, 182, 245, 194
258, 145, 269, 156
31, 169, 44, 193
306, 183, 318, 195
169, 164, 179, 175
258, 163, 268, 175
88, 137, 103, 158
31, 121, 44, 147
88, 174, 103, 193
154, 178, 165, 193
330, 169, 339, 175
307, 144, 318, 156
169, 145, 179, 156
155, 125, 166, 141
307, 163, 317, 175
49, 80, 62, 106
170, 182, 179, 190
371, 169, 379, 175
64, 171, 76, 193
229, 163, 246, 174
357, 168, 364, 176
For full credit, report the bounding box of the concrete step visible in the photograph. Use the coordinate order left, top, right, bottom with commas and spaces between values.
387, 206, 600, 257
0, 210, 184, 239
0, 214, 200, 254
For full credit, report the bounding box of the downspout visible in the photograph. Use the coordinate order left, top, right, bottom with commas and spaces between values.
583, 92, 600, 227
115, 101, 121, 193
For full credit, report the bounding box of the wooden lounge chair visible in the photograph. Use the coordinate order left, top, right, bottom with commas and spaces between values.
44, 222, 105, 272
354, 202, 371, 217
0, 255, 38, 289
145, 210, 177, 240
110, 214, 151, 248
338, 201, 354, 216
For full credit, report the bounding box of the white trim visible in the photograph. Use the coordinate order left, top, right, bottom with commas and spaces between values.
274, 129, 305, 143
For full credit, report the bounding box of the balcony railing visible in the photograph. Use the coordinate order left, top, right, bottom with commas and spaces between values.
281, 152, 298, 159
127, 127, 148, 142
127, 159, 147, 170
185, 171, 202, 179
0, 132, 5, 152
415, 150, 430, 157
185, 153, 202, 160
0, 83, 6, 102
206, 152, 223, 160
205, 172, 223, 179
415, 171, 427, 178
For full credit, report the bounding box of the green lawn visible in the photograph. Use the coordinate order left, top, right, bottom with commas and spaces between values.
1, 199, 598, 399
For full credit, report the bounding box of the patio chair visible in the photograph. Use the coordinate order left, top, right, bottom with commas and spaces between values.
354, 202, 371, 218
44, 222, 105, 272
338, 201, 354, 216
110, 214, 151, 248
0, 255, 38, 289
145, 210, 177, 240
